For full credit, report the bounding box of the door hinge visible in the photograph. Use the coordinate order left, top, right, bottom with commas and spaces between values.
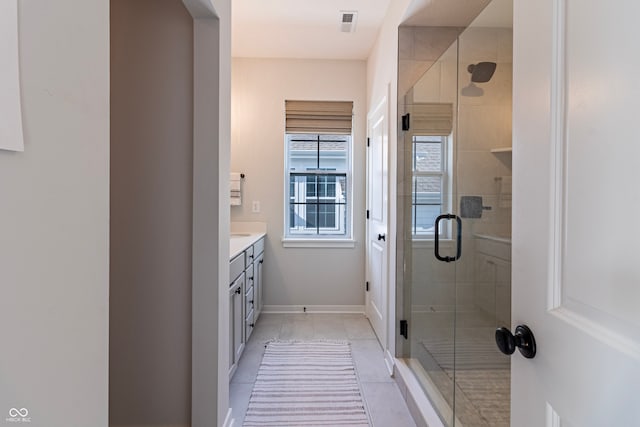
400, 320, 408, 339
367, 137, 370, 147
366, 281, 369, 292
366, 209, 370, 220
402, 113, 410, 131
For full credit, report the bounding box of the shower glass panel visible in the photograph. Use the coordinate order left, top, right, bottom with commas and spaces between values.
453, 2, 513, 424
402, 1, 512, 425
404, 39, 458, 427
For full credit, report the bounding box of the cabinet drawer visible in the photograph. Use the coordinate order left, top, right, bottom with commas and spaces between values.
230, 253, 244, 283
245, 285, 254, 310
245, 245, 254, 268
245, 270, 254, 288
245, 308, 254, 339
253, 238, 264, 257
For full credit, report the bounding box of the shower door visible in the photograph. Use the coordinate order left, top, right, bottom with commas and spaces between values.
402, 0, 513, 425
450, 7, 513, 425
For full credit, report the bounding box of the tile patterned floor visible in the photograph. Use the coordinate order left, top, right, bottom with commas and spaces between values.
229, 313, 416, 427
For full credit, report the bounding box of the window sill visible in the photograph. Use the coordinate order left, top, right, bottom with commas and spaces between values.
282, 238, 356, 249
411, 238, 455, 249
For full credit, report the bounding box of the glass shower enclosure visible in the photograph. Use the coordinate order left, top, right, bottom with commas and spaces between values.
398, 1, 513, 425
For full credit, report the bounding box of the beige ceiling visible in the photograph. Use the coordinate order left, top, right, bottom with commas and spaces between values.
231, 0, 512, 60
402, 0, 512, 28
232, 0, 393, 59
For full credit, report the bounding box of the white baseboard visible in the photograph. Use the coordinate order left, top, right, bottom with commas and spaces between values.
384, 349, 395, 376
411, 304, 456, 314
261, 304, 365, 314
223, 407, 234, 427
394, 359, 446, 427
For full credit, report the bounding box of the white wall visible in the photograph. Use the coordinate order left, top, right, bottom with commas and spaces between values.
0, 1, 109, 426
231, 58, 367, 309
367, 0, 412, 110
366, 0, 412, 357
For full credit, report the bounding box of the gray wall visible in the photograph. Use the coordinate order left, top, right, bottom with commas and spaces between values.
0, 1, 109, 426
231, 58, 367, 309
110, 1, 193, 425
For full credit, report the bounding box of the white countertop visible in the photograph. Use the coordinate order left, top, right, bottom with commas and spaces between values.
473, 233, 512, 245
230, 232, 266, 260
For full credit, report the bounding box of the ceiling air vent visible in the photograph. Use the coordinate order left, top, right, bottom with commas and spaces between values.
340, 10, 358, 33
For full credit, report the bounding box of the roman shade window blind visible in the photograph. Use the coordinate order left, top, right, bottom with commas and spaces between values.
285, 100, 353, 134
409, 103, 453, 135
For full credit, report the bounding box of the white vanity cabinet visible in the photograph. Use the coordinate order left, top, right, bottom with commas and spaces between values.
229, 234, 265, 378
253, 253, 263, 321
242, 237, 264, 341
229, 253, 246, 376
244, 244, 255, 341
474, 235, 511, 327
253, 239, 264, 321
229, 271, 244, 372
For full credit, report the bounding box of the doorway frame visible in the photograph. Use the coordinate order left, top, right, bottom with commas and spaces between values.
365, 83, 397, 375
181, 1, 232, 426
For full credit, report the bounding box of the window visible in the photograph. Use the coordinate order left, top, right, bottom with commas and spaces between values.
286, 134, 350, 237
412, 135, 447, 236
408, 103, 453, 238
284, 100, 353, 240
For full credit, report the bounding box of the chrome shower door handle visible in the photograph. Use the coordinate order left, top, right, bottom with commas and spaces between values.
434, 214, 462, 263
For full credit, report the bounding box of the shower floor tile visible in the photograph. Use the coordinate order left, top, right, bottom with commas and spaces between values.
410, 310, 511, 427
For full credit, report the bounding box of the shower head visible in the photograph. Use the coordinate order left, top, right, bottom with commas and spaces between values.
467, 62, 497, 83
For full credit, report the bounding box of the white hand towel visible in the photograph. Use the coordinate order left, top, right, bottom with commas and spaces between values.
230, 172, 242, 206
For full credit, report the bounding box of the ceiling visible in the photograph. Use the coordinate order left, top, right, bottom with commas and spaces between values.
231, 0, 512, 60
231, 0, 393, 60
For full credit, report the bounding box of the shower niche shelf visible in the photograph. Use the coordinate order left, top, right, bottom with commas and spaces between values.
490, 147, 512, 153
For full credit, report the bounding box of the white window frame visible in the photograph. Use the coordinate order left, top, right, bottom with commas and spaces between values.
411, 134, 452, 239
283, 133, 354, 247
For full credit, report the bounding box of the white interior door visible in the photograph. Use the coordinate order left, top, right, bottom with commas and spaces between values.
366, 94, 389, 345
513, 0, 640, 425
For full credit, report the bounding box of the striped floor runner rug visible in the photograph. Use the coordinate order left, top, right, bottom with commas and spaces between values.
243, 341, 370, 426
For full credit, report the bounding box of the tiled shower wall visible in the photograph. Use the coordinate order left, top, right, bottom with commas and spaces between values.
409, 27, 513, 319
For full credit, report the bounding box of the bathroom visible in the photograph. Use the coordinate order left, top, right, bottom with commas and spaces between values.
226, 0, 513, 425
106, 0, 514, 424
8, 0, 635, 425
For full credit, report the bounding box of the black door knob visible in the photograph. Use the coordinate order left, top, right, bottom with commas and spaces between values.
495, 325, 537, 359
378, 233, 386, 241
